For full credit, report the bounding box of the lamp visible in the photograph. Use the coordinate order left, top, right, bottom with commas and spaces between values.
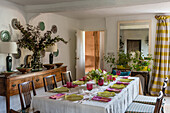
0, 42, 17, 71
45, 44, 57, 64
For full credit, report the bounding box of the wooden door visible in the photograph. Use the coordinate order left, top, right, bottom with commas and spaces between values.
127, 40, 141, 53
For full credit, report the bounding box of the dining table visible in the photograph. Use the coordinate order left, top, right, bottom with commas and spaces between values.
31, 77, 139, 113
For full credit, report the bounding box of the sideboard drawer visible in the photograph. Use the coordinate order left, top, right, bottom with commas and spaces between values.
33, 76, 44, 88
10, 77, 33, 90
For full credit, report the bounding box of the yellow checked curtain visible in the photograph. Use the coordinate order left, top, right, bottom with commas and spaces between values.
150, 15, 170, 96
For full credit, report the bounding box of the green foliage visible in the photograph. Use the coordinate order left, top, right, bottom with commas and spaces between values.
117, 51, 132, 68
104, 53, 115, 67
16, 22, 68, 53
131, 51, 153, 71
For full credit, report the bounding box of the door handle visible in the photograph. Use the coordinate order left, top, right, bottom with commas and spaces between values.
75, 57, 79, 60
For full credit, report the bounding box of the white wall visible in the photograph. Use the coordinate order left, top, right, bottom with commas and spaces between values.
79, 18, 106, 31
29, 13, 79, 80
0, 1, 26, 72
0, 1, 27, 112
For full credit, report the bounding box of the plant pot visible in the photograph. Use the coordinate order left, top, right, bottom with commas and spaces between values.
139, 66, 148, 71
117, 65, 125, 69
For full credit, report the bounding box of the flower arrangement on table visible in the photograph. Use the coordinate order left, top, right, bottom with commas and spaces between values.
86, 69, 115, 85
15, 21, 68, 71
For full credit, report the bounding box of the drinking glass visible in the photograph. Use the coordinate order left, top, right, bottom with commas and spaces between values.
67, 82, 72, 88
116, 70, 121, 76
83, 76, 86, 81
87, 83, 93, 91
113, 77, 116, 81
98, 79, 104, 86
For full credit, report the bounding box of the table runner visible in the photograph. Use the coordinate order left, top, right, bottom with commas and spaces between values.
32, 77, 139, 113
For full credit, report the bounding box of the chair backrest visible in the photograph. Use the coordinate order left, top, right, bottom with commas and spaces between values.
43, 74, 57, 92
18, 81, 36, 110
162, 82, 167, 96
154, 91, 164, 113
61, 71, 73, 85
164, 77, 168, 83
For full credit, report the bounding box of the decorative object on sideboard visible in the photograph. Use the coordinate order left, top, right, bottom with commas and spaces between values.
51, 25, 57, 34
38, 21, 45, 31
45, 43, 57, 64
24, 55, 32, 68
11, 18, 19, 30
54, 63, 63, 68
0, 42, 17, 71
0, 30, 11, 42
15, 19, 68, 71
12, 48, 21, 59
43, 64, 55, 70
53, 49, 59, 57
16, 67, 32, 74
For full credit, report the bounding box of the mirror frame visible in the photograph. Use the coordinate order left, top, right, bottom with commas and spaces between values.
117, 20, 152, 55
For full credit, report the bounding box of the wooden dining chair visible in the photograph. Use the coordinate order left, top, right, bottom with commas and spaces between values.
133, 77, 168, 105
61, 71, 73, 85
125, 91, 164, 113
43, 74, 57, 92
10, 81, 40, 113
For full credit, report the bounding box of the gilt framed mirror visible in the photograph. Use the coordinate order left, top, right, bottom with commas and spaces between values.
117, 20, 152, 57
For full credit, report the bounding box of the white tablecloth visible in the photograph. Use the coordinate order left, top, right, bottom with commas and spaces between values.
32, 77, 139, 113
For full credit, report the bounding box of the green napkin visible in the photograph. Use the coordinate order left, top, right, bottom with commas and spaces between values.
97, 91, 115, 97
110, 84, 125, 89
72, 81, 84, 85
65, 94, 83, 101
119, 79, 133, 82
53, 87, 69, 93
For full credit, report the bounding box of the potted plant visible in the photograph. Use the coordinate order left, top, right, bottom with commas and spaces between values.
116, 51, 132, 69
131, 51, 153, 71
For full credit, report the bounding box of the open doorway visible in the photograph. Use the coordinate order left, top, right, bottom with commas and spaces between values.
85, 31, 105, 73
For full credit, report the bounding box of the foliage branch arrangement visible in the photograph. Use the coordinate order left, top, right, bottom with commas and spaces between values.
16, 22, 67, 53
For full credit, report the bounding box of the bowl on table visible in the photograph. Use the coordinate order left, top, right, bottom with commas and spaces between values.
43, 64, 55, 70
54, 63, 63, 68
16, 67, 32, 74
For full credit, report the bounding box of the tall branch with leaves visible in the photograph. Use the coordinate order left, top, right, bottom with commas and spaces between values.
16, 22, 67, 53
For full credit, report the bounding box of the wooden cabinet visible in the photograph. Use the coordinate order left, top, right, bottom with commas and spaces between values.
0, 66, 67, 113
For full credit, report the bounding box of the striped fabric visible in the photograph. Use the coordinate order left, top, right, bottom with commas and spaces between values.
150, 15, 170, 96
125, 102, 155, 113
133, 95, 157, 105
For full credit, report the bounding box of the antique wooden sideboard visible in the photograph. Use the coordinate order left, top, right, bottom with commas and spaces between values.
0, 66, 67, 113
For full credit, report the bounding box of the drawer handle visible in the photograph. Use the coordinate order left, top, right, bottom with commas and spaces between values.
12, 84, 16, 87
36, 79, 39, 82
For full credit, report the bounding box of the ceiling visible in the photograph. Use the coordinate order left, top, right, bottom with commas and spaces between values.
7, 0, 170, 19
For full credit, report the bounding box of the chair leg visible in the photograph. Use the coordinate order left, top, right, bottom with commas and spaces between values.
10, 109, 20, 113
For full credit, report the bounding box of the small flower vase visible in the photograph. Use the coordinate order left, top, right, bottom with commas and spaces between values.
32, 51, 43, 71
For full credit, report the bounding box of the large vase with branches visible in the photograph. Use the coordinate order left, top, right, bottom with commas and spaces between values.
16, 21, 67, 71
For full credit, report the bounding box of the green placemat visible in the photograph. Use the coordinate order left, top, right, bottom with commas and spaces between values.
97, 91, 115, 97
53, 87, 69, 93
65, 94, 83, 101
73, 81, 84, 85
110, 84, 126, 89
119, 79, 133, 82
